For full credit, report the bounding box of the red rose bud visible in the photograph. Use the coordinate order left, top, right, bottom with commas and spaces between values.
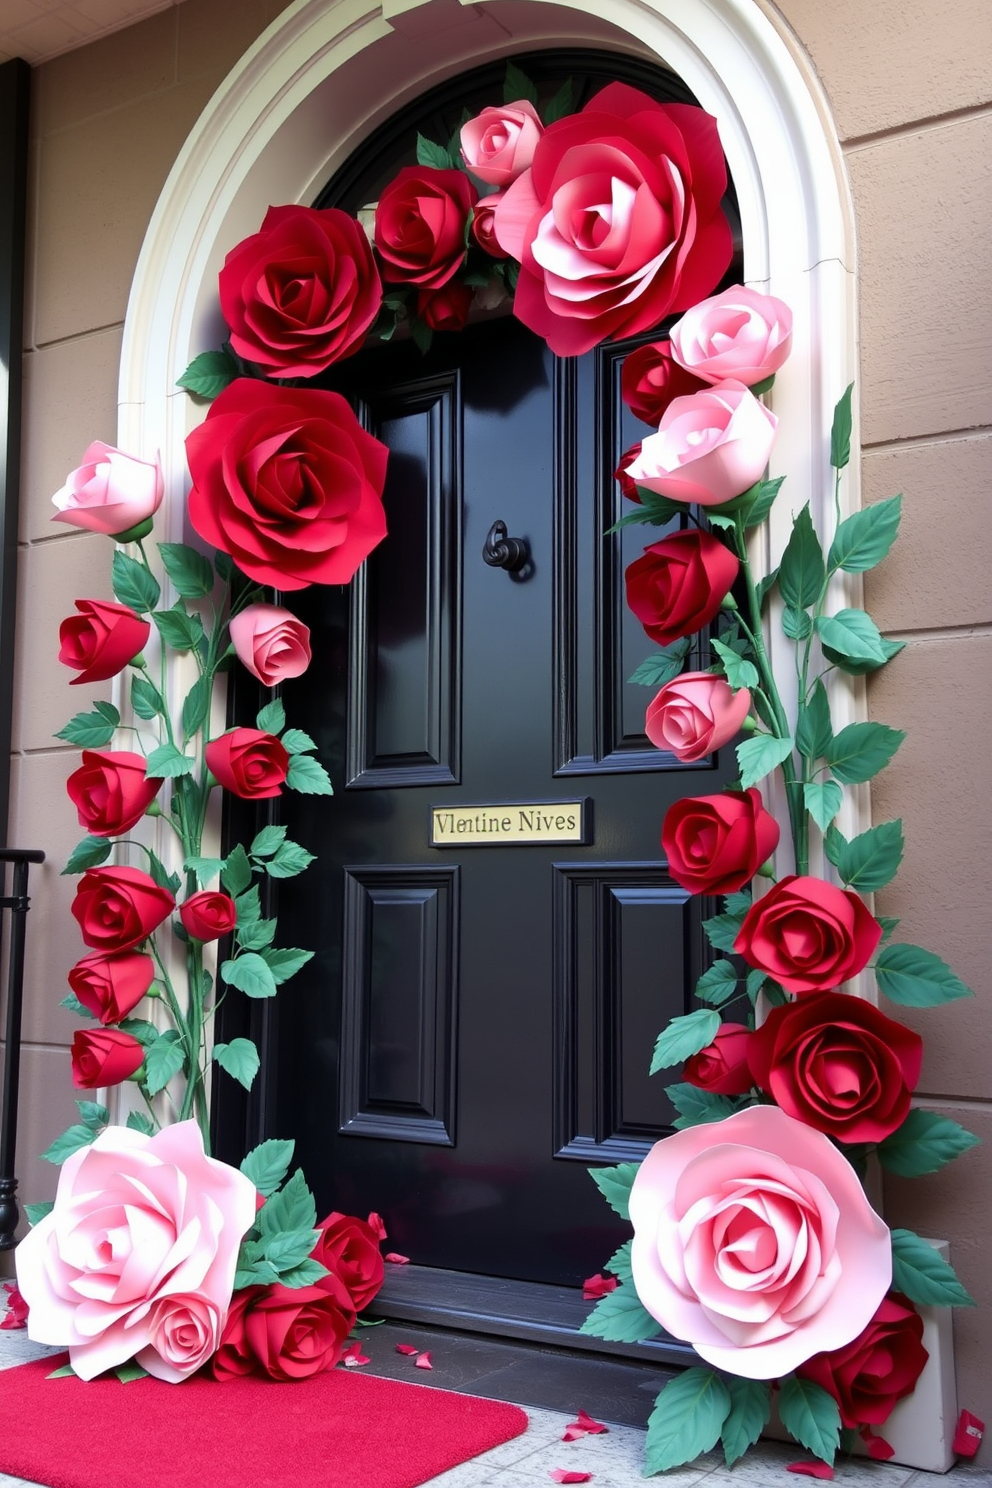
684, 1023, 755, 1095
71, 865, 175, 953
416, 281, 474, 334
65, 750, 163, 837
615, 442, 643, 502
179, 890, 237, 943
798, 1293, 929, 1430
625, 530, 739, 647
734, 874, 882, 995
58, 599, 150, 685
663, 788, 780, 895
205, 728, 290, 799
68, 949, 155, 1024
747, 990, 923, 1144
212, 1273, 356, 1382
310, 1212, 385, 1311
374, 166, 477, 289
621, 340, 708, 426
71, 1027, 145, 1088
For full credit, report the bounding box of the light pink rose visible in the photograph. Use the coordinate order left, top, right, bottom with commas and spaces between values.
646, 672, 751, 762
670, 285, 793, 387
229, 603, 312, 686
627, 382, 777, 507
15, 1121, 256, 1383
629, 1105, 891, 1379
460, 101, 543, 186
51, 442, 163, 536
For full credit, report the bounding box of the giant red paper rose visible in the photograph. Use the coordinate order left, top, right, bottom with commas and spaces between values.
662, 788, 780, 894
211, 1272, 356, 1382
625, 530, 739, 646
310, 1211, 385, 1311
747, 990, 923, 1144
799, 1293, 928, 1429
71, 865, 175, 952
733, 875, 882, 995
186, 379, 388, 590
68, 949, 155, 1024
65, 750, 163, 837
629, 1105, 891, 1378
58, 599, 150, 685
70, 1027, 145, 1088
374, 166, 477, 290
493, 82, 732, 356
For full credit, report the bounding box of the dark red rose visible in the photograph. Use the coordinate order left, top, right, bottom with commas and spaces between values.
205, 728, 289, 799
374, 166, 477, 289
417, 281, 473, 334
311, 1212, 385, 1311
621, 341, 709, 426
625, 530, 739, 646
799, 1294, 929, 1429
684, 1023, 755, 1095
71, 1027, 145, 1088
734, 875, 882, 995
71, 865, 175, 952
615, 442, 643, 502
492, 83, 732, 356
186, 378, 388, 591
663, 788, 780, 894
65, 750, 163, 837
212, 1274, 356, 1382
68, 949, 155, 1024
471, 194, 506, 257
58, 600, 150, 685
747, 990, 923, 1143
179, 890, 237, 942
219, 204, 381, 377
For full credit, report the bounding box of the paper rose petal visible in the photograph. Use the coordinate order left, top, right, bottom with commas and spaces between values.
385, 1252, 409, 1264
367, 1212, 388, 1240
415, 1351, 433, 1369
1, 1283, 28, 1329
395, 1343, 419, 1355
786, 1463, 834, 1480
342, 1344, 370, 1367
582, 1273, 619, 1301
549, 1472, 593, 1484
862, 1429, 895, 1461
563, 1409, 609, 1440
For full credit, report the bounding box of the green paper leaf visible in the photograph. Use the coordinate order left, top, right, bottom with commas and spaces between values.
755, 566, 779, 611
878, 1110, 980, 1177
221, 843, 253, 896
152, 606, 205, 655
543, 76, 574, 124
213, 1037, 260, 1090
41, 1123, 100, 1164
605, 1239, 633, 1284
828, 494, 902, 574
143, 1030, 185, 1097
588, 1160, 639, 1220
830, 383, 855, 470
778, 504, 825, 613
503, 60, 538, 106
55, 710, 117, 748
258, 1228, 320, 1275
796, 680, 833, 762
826, 721, 904, 784
264, 841, 316, 878
779, 1374, 841, 1464
724, 889, 752, 916
665, 1083, 744, 1129
706, 512, 736, 532
234, 1262, 281, 1289
131, 673, 165, 720
235, 884, 261, 924
144, 743, 195, 779
221, 952, 278, 999
703, 910, 747, 954
114, 1361, 149, 1383
237, 916, 276, 951
183, 855, 225, 888
580, 1281, 662, 1343
278, 1258, 331, 1290
890, 1229, 976, 1307
644, 1369, 732, 1475
62, 835, 113, 875
650, 1009, 721, 1073
722, 1376, 772, 1468
112, 550, 160, 614
241, 1137, 295, 1197
736, 732, 794, 789
158, 542, 215, 599
257, 699, 286, 735
214, 552, 234, 581
782, 604, 813, 640
126, 1111, 156, 1135
415, 132, 454, 170
280, 728, 317, 755
261, 947, 314, 984
181, 676, 211, 739
875, 942, 973, 1007
693, 960, 739, 1006
250, 824, 288, 858
409, 316, 433, 356
804, 780, 843, 834
744, 476, 785, 529
815, 609, 904, 674
93, 700, 120, 725
286, 755, 333, 795
824, 818, 904, 891
628, 638, 691, 687
76, 1099, 109, 1131
711, 638, 759, 692
47, 1363, 78, 1379
260, 1168, 317, 1237
118, 1017, 160, 1047
608, 489, 685, 531
177, 347, 239, 401
25, 1200, 55, 1225
745, 968, 768, 1003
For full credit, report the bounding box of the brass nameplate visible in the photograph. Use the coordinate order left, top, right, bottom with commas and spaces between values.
430, 800, 588, 847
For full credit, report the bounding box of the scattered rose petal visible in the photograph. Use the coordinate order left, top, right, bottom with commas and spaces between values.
254, 1192, 267, 1213
0, 1284, 28, 1329
864, 1433, 895, 1462
582, 1273, 618, 1301
395, 1344, 419, 1356
385, 1252, 409, 1264
786, 1463, 834, 1480
415, 1351, 433, 1370
549, 1472, 593, 1484
953, 1410, 985, 1458
562, 1409, 609, 1441
367, 1212, 388, 1240
342, 1343, 370, 1367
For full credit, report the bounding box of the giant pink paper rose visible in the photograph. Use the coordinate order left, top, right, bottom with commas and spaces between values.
15, 1121, 256, 1382
51, 442, 163, 537
626, 382, 777, 506
460, 100, 544, 186
629, 1105, 891, 1379
669, 285, 793, 387
493, 83, 732, 356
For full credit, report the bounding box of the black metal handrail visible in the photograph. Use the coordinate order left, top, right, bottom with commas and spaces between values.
0, 848, 45, 1250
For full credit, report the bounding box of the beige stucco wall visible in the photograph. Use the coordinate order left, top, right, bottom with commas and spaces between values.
2, 0, 989, 1452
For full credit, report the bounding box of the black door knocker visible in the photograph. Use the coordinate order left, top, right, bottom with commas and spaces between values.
482, 519, 533, 581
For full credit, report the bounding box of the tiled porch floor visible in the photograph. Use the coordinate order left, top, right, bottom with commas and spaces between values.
1, 1327, 989, 1488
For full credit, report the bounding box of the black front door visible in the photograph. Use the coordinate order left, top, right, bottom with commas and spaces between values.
273, 312, 733, 1287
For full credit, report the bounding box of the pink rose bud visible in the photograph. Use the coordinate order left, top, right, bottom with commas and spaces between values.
471, 194, 506, 258
229, 603, 312, 686
645, 672, 751, 762
51, 442, 163, 536
460, 101, 544, 186
669, 286, 793, 387
627, 382, 778, 507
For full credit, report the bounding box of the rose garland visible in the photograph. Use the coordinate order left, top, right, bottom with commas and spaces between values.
9, 64, 977, 1448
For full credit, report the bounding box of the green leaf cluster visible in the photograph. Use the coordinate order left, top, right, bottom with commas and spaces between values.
650, 1008, 721, 1073
177, 347, 239, 401
233, 1167, 330, 1290
628, 638, 691, 687
40, 1098, 110, 1164
890, 1229, 975, 1307
875, 942, 973, 1007
587, 1161, 639, 1220
644, 1369, 732, 1474
825, 819, 904, 892
665, 1083, 746, 1130
877, 1110, 979, 1177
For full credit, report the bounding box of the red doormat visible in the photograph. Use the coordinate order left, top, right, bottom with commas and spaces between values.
0, 1354, 529, 1488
